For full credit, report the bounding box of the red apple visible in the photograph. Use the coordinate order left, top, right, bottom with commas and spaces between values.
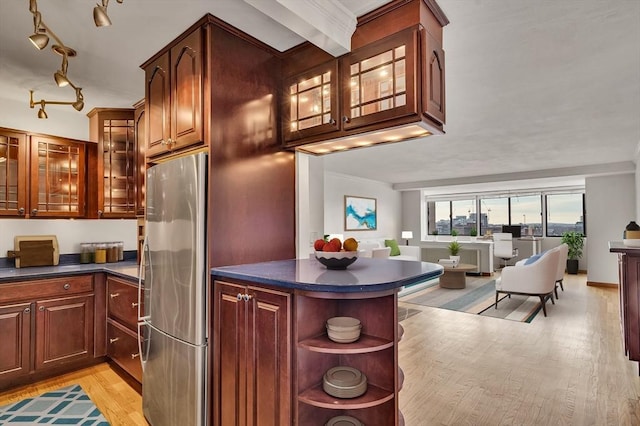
329, 238, 342, 251
314, 239, 326, 251
323, 242, 339, 252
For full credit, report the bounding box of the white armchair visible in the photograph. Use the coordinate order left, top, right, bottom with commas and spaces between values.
495, 246, 561, 317
515, 243, 569, 299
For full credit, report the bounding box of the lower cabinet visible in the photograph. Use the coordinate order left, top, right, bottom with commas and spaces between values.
106, 275, 142, 383
0, 302, 31, 381
0, 275, 98, 390
35, 294, 95, 370
213, 280, 291, 426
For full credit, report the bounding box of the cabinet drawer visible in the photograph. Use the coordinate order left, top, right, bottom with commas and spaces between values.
0, 275, 93, 304
107, 320, 142, 383
107, 276, 140, 330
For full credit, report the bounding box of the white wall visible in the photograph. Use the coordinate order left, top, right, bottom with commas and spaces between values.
401, 190, 421, 245
324, 172, 401, 242
0, 96, 90, 141
0, 219, 137, 256
295, 153, 325, 258
585, 173, 635, 285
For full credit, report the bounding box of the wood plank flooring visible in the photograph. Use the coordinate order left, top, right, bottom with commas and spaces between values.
1, 274, 638, 425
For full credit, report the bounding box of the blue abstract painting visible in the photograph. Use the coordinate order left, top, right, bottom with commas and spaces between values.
345, 196, 377, 230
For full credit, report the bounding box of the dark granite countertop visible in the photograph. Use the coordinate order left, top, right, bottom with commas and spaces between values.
211, 257, 443, 293
0, 261, 140, 283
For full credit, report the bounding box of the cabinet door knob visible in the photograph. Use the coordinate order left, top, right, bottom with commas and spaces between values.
24, 307, 31, 314
167, 138, 173, 146
110, 293, 120, 298
97, 210, 103, 218
18, 207, 25, 215
342, 116, 350, 123
31, 209, 38, 215
237, 293, 243, 301
329, 118, 337, 125
39, 306, 45, 311
109, 337, 120, 344
243, 294, 253, 302
131, 353, 140, 359
131, 302, 139, 308
63, 283, 70, 290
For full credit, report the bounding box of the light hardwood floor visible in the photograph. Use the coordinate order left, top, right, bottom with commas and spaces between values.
1, 274, 638, 425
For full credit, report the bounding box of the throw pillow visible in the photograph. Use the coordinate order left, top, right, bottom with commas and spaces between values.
385, 239, 401, 256
524, 249, 547, 265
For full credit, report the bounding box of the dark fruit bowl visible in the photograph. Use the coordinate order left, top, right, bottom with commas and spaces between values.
315, 251, 358, 270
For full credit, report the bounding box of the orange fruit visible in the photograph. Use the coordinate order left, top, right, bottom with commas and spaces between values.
343, 238, 358, 251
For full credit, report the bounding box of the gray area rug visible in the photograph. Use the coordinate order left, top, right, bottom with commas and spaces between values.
399, 275, 542, 323
0, 384, 109, 425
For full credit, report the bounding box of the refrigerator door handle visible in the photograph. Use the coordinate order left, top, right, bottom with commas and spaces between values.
138, 236, 151, 322
138, 322, 149, 371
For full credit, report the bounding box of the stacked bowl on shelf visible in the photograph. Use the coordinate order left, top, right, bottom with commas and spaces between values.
325, 415, 364, 426
322, 366, 368, 399
326, 316, 362, 343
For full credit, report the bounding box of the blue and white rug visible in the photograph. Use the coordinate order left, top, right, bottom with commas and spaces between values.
0, 384, 109, 425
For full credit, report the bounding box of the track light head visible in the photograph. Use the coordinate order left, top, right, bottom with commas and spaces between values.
93, 4, 112, 27
37, 101, 48, 119
54, 70, 70, 87
29, 32, 49, 50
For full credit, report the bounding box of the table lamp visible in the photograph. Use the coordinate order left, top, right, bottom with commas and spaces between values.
401, 231, 413, 245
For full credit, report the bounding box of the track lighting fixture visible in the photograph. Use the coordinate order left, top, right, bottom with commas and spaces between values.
27, 0, 84, 118
29, 87, 85, 119
94, 0, 124, 27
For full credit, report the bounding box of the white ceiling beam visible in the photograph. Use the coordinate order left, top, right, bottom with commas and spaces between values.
243, 0, 357, 56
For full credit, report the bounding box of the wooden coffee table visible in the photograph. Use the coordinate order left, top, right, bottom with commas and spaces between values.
439, 263, 477, 289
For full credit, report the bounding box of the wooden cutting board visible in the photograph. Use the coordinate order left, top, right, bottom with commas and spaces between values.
8, 235, 60, 268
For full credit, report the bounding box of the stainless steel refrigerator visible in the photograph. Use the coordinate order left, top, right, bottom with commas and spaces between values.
138, 152, 208, 426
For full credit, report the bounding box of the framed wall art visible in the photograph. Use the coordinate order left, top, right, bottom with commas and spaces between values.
344, 195, 377, 231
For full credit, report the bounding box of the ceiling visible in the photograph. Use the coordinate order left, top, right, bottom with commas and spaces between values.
1, 0, 639, 190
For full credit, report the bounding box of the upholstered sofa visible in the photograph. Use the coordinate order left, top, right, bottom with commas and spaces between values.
357, 238, 421, 261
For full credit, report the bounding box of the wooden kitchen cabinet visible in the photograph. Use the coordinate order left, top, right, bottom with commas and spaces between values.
0, 128, 28, 217
0, 302, 31, 381
295, 291, 399, 425
87, 108, 137, 218
0, 274, 98, 390
133, 99, 146, 216
213, 280, 291, 426
29, 135, 86, 218
422, 30, 445, 125
144, 25, 204, 159
35, 294, 95, 370
106, 275, 142, 383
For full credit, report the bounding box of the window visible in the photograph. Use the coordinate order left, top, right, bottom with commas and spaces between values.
510, 195, 542, 236
428, 199, 476, 235
546, 193, 585, 236
480, 197, 508, 235
434, 200, 450, 234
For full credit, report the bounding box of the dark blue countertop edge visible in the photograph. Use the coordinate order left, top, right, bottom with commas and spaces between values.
0, 261, 140, 283
211, 258, 444, 293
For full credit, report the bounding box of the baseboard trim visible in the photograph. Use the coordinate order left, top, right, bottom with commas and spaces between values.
586, 281, 618, 288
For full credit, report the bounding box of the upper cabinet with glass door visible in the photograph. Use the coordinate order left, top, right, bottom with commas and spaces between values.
88, 108, 137, 219
29, 135, 86, 218
0, 128, 28, 217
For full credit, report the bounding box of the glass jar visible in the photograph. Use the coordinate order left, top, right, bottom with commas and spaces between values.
116, 241, 124, 261
79, 243, 93, 264
94, 243, 107, 264
107, 242, 119, 263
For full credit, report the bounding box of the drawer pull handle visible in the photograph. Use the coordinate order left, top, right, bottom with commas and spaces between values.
109, 337, 120, 344
131, 353, 140, 359
131, 302, 139, 308
63, 283, 70, 290
110, 293, 120, 298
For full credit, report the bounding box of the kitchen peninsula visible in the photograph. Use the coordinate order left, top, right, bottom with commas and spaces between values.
211, 257, 442, 425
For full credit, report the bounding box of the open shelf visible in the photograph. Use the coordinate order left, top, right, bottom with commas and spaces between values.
298, 382, 394, 410
299, 333, 393, 354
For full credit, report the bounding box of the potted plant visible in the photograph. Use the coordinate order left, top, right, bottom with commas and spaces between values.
470, 227, 477, 237
448, 240, 461, 264
561, 231, 584, 274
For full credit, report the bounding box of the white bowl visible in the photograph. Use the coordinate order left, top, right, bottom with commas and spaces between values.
322, 366, 367, 399
325, 415, 364, 426
327, 327, 361, 343
326, 316, 361, 330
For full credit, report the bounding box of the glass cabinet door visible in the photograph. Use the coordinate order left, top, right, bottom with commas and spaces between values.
0, 129, 27, 216
283, 60, 339, 144
341, 27, 418, 130
30, 136, 85, 217
102, 118, 136, 216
